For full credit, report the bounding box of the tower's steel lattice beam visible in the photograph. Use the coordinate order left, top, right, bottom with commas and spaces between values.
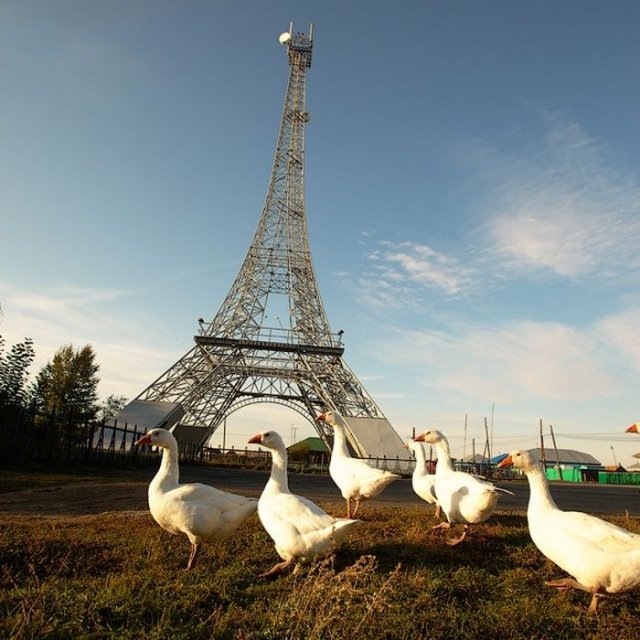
133, 24, 399, 453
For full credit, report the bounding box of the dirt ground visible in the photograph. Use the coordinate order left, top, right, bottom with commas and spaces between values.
2, 466, 639, 519
0, 480, 150, 517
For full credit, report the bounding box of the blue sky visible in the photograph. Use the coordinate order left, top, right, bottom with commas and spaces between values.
2, 1, 639, 465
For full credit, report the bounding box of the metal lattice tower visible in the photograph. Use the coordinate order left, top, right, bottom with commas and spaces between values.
131, 24, 403, 455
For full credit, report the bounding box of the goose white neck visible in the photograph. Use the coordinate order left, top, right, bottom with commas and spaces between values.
433, 439, 454, 472
152, 441, 180, 489
525, 463, 558, 513
412, 444, 428, 474
265, 442, 290, 494
331, 423, 351, 458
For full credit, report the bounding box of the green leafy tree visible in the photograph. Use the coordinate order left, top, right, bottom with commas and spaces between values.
0, 335, 35, 408
98, 394, 128, 423
33, 344, 100, 428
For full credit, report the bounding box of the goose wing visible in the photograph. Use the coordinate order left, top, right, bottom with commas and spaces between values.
262, 492, 336, 535
555, 510, 640, 552
332, 457, 399, 493
170, 483, 256, 511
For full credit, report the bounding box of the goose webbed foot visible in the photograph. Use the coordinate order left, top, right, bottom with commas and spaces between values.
258, 558, 295, 579
446, 524, 469, 546
545, 577, 588, 592
545, 577, 604, 614
430, 521, 468, 545
318, 554, 335, 571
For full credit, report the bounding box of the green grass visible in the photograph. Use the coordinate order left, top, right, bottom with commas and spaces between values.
1, 480, 640, 639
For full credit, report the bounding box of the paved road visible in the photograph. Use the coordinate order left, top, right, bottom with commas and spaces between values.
179, 466, 640, 517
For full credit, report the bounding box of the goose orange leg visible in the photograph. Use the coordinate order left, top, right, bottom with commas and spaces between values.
186, 543, 200, 570
258, 559, 294, 579
545, 577, 603, 614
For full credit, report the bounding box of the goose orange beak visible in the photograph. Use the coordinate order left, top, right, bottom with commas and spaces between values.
134, 434, 152, 446
317, 413, 327, 422
414, 433, 426, 442
247, 433, 263, 444
498, 454, 514, 468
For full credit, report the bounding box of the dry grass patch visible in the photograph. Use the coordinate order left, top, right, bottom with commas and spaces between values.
2, 481, 640, 639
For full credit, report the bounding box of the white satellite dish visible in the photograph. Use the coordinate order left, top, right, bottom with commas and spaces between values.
279, 32, 291, 45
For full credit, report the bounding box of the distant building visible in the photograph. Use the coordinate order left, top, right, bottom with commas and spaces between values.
462, 453, 489, 464
287, 437, 328, 467
492, 448, 602, 469
627, 452, 640, 472
516, 447, 602, 482
529, 448, 602, 469
604, 464, 627, 472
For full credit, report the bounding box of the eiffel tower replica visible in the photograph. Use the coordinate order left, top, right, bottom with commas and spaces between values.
120, 24, 405, 461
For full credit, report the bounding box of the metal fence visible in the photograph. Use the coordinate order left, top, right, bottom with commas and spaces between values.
0, 405, 434, 477
0, 406, 147, 467
0, 407, 298, 471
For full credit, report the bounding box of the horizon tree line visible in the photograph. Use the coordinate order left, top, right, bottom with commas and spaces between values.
0, 334, 128, 433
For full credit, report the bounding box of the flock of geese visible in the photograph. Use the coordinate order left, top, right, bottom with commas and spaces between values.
135, 410, 640, 614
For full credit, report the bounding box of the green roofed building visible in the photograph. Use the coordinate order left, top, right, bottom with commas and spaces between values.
287, 437, 329, 467
530, 447, 602, 482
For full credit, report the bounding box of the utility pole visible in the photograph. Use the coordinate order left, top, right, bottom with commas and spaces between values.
463, 413, 468, 459
483, 416, 491, 463
549, 424, 562, 481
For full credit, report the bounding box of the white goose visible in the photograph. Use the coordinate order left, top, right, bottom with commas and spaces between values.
499, 449, 640, 613
135, 428, 257, 570
414, 429, 511, 544
406, 440, 441, 519
248, 430, 360, 577
317, 410, 401, 518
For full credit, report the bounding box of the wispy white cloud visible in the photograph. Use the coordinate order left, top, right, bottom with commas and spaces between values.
376, 318, 617, 404
0, 281, 182, 399
349, 113, 640, 314
483, 112, 640, 281
346, 240, 479, 311
596, 308, 640, 372
351, 274, 415, 311
373, 241, 478, 295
